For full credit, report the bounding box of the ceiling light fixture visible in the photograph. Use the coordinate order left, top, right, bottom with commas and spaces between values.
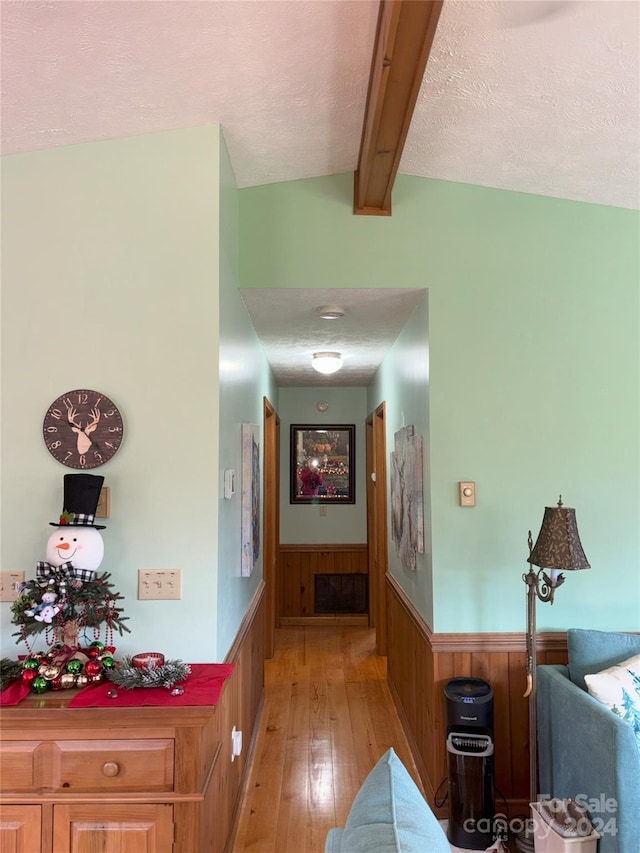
318, 306, 345, 320
312, 352, 342, 375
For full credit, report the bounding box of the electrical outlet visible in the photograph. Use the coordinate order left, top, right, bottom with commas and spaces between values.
138, 570, 181, 600
231, 726, 243, 762
319, 505, 328, 517
0, 571, 25, 602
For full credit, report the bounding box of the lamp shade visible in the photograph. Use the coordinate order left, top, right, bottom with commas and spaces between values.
312, 352, 342, 375
528, 499, 590, 571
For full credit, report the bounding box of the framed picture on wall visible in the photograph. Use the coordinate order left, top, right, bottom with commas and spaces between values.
290, 424, 355, 504
241, 423, 261, 576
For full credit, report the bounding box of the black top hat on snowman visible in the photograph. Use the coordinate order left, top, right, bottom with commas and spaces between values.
50, 473, 106, 529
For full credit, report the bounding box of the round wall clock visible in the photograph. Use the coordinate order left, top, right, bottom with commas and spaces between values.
43, 389, 124, 469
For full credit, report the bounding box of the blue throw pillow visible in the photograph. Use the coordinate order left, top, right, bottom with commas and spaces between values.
335, 748, 449, 853
567, 628, 640, 690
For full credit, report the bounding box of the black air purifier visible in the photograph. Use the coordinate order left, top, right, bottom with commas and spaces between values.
444, 677, 495, 850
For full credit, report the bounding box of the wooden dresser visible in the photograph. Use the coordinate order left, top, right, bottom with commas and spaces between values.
0, 690, 223, 852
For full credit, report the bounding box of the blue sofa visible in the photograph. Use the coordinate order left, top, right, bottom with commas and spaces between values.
537, 629, 640, 853
324, 748, 450, 853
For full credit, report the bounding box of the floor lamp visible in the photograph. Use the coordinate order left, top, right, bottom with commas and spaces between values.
518, 497, 590, 852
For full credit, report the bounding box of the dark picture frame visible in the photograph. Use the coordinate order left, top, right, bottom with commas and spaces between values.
290, 424, 355, 504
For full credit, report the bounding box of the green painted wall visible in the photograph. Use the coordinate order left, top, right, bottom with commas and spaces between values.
278, 387, 367, 545
240, 173, 640, 633
217, 133, 277, 655
0, 125, 273, 661
2, 141, 636, 656
368, 293, 433, 626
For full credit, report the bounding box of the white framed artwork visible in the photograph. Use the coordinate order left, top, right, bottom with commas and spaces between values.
241, 423, 261, 577
390, 425, 424, 571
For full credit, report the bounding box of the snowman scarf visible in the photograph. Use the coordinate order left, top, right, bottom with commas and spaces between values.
36, 561, 96, 584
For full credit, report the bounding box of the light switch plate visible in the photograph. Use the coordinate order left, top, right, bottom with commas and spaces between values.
0, 571, 25, 602
459, 481, 476, 507
224, 469, 236, 499
138, 570, 182, 600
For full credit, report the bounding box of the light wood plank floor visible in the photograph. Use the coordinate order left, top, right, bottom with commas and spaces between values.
230, 625, 424, 853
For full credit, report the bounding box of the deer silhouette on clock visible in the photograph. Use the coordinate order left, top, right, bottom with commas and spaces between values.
43, 389, 124, 469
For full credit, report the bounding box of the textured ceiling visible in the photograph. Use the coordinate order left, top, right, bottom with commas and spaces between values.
239, 289, 426, 386
404, 0, 639, 211
2, 0, 638, 210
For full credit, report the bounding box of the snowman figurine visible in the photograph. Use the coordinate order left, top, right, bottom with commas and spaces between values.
27, 591, 61, 623
43, 473, 105, 580
36, 473, 106, 646
36, 474, 104, 581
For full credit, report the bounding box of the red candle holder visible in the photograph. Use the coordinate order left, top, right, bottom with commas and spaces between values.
131, 652, 165, 669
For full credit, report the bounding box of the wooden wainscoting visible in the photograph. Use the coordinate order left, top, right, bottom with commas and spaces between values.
385, 574, 567, 818
214, 581, 266, 853
278, 544, 369, 625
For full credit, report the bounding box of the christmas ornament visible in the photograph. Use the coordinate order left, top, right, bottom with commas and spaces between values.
21, 669, 36, 685
22, 658, 40, 671
31, 675, 49, 694
84, 659, 102, 678
50, 677, 63, 691
60, 673, 77, 688
40, 665, 61, 680
65, 659, 83, 675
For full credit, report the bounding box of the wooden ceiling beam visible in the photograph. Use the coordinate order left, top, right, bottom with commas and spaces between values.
354, 0, 444, 216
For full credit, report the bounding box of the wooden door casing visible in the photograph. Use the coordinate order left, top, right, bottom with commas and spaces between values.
263, 397, 280, 655
372, 402, 388, 654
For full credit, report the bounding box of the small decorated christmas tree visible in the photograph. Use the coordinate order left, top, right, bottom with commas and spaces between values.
11, 474, 129, 652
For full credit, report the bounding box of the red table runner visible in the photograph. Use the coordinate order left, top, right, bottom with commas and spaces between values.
0, 681, 32, 706
68, 663, 234, 708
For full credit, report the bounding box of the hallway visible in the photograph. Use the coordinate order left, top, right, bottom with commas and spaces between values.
230, 625, 424, 853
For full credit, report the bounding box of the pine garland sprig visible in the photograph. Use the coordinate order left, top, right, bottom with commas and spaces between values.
11, 571, 130, 642
106, 656, 191, 689
0, 658, 23, 691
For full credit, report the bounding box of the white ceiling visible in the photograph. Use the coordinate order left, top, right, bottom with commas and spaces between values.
2, 0, 638, 385
239, 289, 426, 385
2, 0, 638, 209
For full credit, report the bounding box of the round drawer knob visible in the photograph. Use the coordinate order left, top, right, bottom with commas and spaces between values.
102, 761, 120, 777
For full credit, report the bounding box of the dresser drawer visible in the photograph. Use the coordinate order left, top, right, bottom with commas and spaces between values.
0, 742, 42, 792
50, 739, 174, 793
